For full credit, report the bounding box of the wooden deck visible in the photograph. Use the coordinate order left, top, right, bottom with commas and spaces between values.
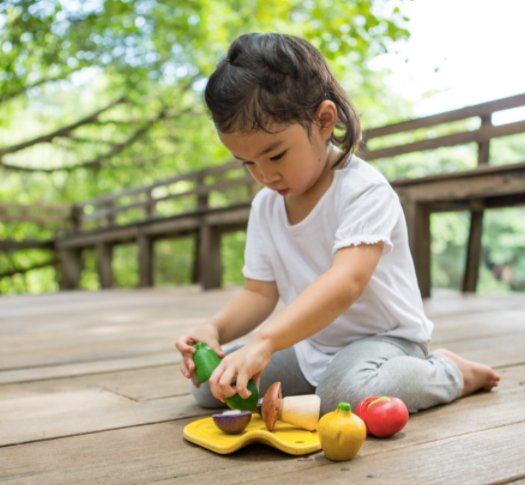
1, 287, 524, 484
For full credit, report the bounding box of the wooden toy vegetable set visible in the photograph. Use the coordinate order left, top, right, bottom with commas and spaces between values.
183, 342, 409, 460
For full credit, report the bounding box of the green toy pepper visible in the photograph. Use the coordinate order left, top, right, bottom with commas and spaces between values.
192, 341, 259, 411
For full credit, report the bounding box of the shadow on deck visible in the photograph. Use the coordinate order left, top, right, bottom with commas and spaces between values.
0, 287, 524, 484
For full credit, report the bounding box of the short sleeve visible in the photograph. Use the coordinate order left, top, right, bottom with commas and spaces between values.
332, 182, 399, 255
242, 195, 275, 281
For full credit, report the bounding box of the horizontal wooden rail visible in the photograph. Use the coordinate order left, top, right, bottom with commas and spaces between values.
396, 161, 525, 297
0, 240, 55, 250
363, 92, 525, 138
0, 202, 72, 226
72, 162, 255, 230
362, 119, 525, 160
80, 174, 254, 224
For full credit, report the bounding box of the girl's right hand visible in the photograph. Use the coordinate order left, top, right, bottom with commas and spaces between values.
175, 323, 224, 386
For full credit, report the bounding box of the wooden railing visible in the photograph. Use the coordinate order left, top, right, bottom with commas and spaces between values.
71, 160, 257, 231
0, 202, 72, 252
0, 202, 72, 227
361, 92, 525, 296
1, 93, 525, 295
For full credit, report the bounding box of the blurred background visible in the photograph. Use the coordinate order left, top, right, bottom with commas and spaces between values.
1, 0, 524, 295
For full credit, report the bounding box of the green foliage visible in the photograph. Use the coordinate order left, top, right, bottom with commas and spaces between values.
154, 238, 194, 286
0, 0, 414, 293
431, 207, 525, 293
112, 244, 139, 287
431, 212, 469, 290
222, 231, 246, 285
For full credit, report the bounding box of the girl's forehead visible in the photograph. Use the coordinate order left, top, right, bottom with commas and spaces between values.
219, 124, 306, 158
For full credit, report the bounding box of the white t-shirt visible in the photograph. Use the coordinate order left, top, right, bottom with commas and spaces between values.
242, 156, 433, 386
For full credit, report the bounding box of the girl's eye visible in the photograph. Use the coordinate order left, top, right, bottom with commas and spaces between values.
242, 161, 255, 167
270, 150, 286, 161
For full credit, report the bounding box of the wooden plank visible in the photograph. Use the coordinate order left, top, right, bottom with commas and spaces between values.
431, 308, 525, 343
0, 290, 524, 484
0, 240, 54, 250
0, 289, 522, 375
0, 324, 182, 369
363, 92, 525, 138
392, 160, 525, 188
253, 423, 525, 485
55, 204, 251, 249
82, 174, 253, 224
433, 331, 525, 368
1, 382, 523, 484
0, 352, 177, 385
0, 201, 71, 211
77, 160, 241, 208
182, 384, 525, 483
0, 364, 187, 401
0, 287, 236, 329
423, 289, 525, 316
364, 119, 525, 160
0, 213, 68, 224
398, 173, 525, 208
0, 391, 209, 447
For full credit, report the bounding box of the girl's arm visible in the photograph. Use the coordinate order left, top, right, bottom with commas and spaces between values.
175, 279, 279, 383
209, 242, 383, 400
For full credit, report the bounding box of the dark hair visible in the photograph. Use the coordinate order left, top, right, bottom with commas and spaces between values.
204, 33, 361, 165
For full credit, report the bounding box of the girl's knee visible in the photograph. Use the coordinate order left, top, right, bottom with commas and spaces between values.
316, 378, 370, 416
316, 371, 402, 416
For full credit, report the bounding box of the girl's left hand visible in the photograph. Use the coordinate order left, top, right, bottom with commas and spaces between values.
208, 334, 272, 402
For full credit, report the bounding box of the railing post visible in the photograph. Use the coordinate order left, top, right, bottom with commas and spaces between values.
192, 173, 210, 284
402, 196, 431, 298
463, 114, 492, 293
198, 224, 221, 290
58, 248, 83, 290
70, 204, 82, 232
138, 234, 154, 287
96, 243, 113, 288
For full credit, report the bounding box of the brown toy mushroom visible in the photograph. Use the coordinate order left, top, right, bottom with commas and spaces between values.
261, 381, 282, 431
259, 381, 321, 431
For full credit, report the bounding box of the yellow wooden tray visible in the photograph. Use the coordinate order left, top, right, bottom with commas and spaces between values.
183, 414, 321, 455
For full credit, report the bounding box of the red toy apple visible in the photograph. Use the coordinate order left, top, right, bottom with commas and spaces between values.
355, 396, 409, 438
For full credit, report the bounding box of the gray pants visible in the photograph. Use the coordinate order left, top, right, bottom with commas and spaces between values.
190, 335, 463, 415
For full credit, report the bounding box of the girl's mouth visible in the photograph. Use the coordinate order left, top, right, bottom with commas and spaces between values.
276, 189, 289, 196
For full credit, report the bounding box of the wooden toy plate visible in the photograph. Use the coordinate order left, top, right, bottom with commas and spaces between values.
183, 414, 321, 455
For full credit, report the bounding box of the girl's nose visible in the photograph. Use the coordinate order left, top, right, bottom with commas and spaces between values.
259, 167, 280, 185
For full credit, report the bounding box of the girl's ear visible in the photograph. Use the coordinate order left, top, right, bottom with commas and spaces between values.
316, 100, 337, 140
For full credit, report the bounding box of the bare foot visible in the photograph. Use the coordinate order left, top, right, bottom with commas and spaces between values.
434, 348, 500, 397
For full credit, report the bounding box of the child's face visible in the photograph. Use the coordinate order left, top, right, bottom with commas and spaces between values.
219, 117, 333, 200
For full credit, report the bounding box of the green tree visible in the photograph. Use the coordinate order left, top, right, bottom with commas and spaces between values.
0, 0, 412, 293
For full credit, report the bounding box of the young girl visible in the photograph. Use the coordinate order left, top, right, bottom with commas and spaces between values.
175, 33, 500, 415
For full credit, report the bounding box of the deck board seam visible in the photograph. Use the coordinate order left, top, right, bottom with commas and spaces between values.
487, 473, 525, 485
0, 416, 199, 449
0, 363, 179, 386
